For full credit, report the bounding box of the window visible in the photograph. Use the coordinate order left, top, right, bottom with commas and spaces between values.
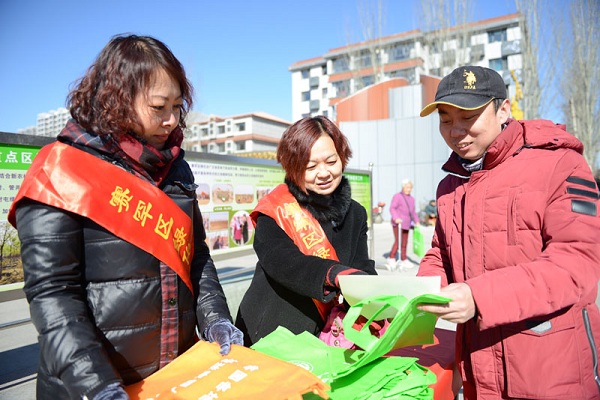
301, 91, 310, 101
361, 75, 374, 87
488, 29, 507, 43
322, 87, 328, 98
217, 126, 225, 134
301, 69, 309, 79
489, 57, 508, 72
322, 65, 327, 75
201, 128, 209, 137
429, 68, 442, 77
332, 80, 350, 98
354, 50, 373, 68
235, 122, 245, 132
331, 57, 350, 73
237, 141, 246, 151
389, 43, 413, 61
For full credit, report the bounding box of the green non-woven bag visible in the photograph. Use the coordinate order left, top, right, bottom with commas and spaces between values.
341, 293, 451, 371
413, 225, 426, 258
252, 293, 450, 399
253, 327, 435, 399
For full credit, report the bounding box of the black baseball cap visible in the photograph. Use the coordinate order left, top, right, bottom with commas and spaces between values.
420, 66, 508, 117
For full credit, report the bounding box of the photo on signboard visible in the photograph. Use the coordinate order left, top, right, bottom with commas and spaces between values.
212, 184, 233, 205
234, 184, 254, 204
206, 211, 229, 231
256, 187, 272, 202
229, 210, 253, 247
208, 231, 230, 251
196, 183, 210, 205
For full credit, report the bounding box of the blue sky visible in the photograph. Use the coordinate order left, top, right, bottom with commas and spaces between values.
0, 0, 516, 133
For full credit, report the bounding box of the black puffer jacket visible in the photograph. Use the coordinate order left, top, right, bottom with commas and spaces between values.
14, 142, 232, 400
235, 178, 376, 345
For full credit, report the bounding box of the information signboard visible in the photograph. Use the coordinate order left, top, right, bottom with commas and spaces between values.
0, 135, 371, 286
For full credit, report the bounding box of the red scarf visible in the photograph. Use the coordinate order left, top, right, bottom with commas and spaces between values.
251, 184, 338, 320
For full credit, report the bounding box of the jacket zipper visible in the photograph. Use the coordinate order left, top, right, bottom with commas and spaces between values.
582, 307, 600, 392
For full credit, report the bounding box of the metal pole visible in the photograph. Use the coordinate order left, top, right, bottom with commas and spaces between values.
368, 162, 375, 258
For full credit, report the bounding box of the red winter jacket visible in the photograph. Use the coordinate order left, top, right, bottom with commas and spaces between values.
418, 119, 600, 399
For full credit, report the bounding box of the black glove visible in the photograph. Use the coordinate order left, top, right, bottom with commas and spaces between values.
93, 383, 129, 400
204, 319, 244, 356
326, 264, 369, 288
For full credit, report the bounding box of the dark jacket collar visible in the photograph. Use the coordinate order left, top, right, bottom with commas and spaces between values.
286, 176, 352, 228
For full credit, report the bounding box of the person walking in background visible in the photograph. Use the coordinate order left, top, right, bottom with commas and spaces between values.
416, 66, 600, 399
8, 34, 242, 400
235, 116, 376, 346
386, 179, 420, 271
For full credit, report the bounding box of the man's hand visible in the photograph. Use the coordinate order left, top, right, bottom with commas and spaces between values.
417, 283, 476, 324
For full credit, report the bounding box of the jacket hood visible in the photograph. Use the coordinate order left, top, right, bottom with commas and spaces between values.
442, 119, 583, 177
520, 119, 583, 154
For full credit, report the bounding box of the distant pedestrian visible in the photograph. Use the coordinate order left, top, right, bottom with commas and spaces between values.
416, 65, 600, 399
386, 179, 419, 271
423, 199, 437, 226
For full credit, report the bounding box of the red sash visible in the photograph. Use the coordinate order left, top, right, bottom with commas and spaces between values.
8, 142, 194, 292
250, 184, 338, 320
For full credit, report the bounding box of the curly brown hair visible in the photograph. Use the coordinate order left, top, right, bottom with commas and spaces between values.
67, 34, 193, 140
276, 116, 352, 190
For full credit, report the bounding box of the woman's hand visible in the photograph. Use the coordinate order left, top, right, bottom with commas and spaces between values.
205, 319, 244, 355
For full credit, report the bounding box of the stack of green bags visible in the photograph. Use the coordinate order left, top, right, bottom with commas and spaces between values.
251, 294, 450, 399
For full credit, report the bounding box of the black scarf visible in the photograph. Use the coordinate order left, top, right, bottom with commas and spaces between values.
286, 177, 352, 228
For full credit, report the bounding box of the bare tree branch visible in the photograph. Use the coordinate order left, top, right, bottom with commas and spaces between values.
418, 0, 474, 76
560, 0, 600, 173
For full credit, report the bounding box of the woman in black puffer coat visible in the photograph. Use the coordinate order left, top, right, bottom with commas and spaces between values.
9, 34, 242, 400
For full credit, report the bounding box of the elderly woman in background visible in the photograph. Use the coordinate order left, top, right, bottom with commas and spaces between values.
387, 179, 420, 271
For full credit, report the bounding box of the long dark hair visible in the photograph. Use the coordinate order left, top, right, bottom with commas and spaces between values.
67, 34, 193, 139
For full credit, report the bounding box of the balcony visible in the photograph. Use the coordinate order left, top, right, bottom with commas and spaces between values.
470, 44, 485, 61
501, 40, 521, 57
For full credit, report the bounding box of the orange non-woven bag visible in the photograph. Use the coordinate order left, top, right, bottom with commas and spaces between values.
125, 340, 329, 400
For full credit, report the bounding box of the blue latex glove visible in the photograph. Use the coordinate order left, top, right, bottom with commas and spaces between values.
93, 383, 129, 400
204, 319, 244, 355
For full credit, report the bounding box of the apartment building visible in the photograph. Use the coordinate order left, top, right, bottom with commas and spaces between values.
182, 112, 290, 156
19, 107, 72, 137
290, 13, 523, 122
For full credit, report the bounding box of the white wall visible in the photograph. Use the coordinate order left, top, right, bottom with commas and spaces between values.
341, 113, 451, 218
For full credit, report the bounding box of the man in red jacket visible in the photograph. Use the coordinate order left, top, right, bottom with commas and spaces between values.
417, 66, 600, 399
